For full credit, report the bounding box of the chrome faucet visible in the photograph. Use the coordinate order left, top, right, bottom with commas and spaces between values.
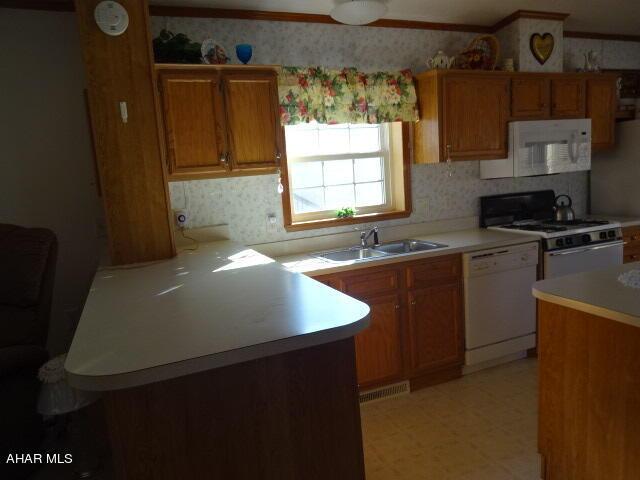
360, 226, 380, 248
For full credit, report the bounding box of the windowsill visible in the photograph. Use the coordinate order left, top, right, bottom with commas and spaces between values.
284, 209, 411, 232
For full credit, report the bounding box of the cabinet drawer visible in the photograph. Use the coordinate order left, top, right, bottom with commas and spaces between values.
407, 255, 461, 288
341, 268, 400, 298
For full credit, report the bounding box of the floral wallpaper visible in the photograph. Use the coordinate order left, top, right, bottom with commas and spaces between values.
150, 16, 475, 72
151, 15, 638, 245
168, 165, 588, 245
564, 37, 640, 71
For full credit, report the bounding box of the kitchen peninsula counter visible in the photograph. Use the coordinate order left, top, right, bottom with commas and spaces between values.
65, 241, 370, 480
66, 241, 369, 391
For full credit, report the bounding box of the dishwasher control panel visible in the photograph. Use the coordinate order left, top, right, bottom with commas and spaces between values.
464, 242, 539, 277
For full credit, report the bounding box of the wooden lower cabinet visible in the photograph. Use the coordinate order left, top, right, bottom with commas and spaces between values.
622, 225, 640, 263
408, 282, 464, 375
313, 254, 464, 391
353, 293, 404, 388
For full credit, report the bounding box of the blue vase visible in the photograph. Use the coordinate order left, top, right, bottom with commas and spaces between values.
235, 44, 253, 64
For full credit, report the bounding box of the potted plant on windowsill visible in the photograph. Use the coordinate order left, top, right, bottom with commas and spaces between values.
336, 207, 357, 219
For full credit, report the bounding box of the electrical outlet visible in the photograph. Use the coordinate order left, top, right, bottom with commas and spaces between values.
266, 213, 278, 233
174, 209, 188, 228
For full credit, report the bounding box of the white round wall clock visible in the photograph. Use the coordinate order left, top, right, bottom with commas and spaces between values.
94, 1, 129, 36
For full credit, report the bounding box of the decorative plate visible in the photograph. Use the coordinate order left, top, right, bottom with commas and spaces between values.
201, 39, 230, 65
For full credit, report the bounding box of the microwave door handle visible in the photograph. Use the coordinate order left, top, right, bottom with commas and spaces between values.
568, 133, 578, 163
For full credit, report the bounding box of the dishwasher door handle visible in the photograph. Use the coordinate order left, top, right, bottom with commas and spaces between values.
548, 240, 625, 256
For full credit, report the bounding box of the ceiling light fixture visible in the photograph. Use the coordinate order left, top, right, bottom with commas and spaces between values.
330, 0, 388, 26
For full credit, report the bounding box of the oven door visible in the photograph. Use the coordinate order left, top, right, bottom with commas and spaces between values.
543, 241, 624, 279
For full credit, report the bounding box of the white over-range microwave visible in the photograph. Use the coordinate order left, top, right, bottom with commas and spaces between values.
480, 118, 592, 179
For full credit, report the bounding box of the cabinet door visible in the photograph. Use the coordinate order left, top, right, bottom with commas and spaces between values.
551, 78, 586, 118
222, 72, 282, 171
159, 72, 228, 178
442, 74, 509, 160
353, 293, 404, 388
623, 226, 640, 263
587, 77, 617, 150
408, 281, 463, 374
511, 77, 550, 118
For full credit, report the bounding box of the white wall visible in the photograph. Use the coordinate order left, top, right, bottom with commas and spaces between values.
0, 9, 102, 355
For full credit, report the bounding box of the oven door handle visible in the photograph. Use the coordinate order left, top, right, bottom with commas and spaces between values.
548, 240, 625, 256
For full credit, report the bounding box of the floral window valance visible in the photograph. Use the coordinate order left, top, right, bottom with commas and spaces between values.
278, 67, 419, 125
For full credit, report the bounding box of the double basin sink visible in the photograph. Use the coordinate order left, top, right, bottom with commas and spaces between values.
312, 239, 448, 263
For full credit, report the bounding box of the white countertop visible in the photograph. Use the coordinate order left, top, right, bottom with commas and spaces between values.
593, 215, 640, 228
65, 241, 370, 391
533, 263, 640, 328
278, 228, 537, 276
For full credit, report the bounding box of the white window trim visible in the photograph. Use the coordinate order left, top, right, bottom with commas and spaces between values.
286, 123, 395, 223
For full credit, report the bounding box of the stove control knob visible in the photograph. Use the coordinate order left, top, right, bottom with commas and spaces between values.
599, 232, 607, 240
566, 237, 573, 245
608, 230, 616, 238
582, 234, 592, 244
556, 239, 564, 247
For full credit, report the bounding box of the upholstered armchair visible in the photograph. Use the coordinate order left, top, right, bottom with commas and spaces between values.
0, 224, 57, 478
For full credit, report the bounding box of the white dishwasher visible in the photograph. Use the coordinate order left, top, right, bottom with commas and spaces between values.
463, 242, 538, 372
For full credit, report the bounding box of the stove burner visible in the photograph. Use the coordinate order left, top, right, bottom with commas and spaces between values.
502, 224, 566, 233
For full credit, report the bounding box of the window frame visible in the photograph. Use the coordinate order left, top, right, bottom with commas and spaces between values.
279, 122, 413, 232
286, 123, 393, 222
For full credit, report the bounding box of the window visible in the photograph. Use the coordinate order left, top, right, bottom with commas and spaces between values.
284, 122, 409, 227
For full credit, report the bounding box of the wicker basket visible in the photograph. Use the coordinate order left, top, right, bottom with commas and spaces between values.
457, 35, 500, 70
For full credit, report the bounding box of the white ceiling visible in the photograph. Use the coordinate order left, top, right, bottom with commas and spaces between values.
150, 0, 640, 35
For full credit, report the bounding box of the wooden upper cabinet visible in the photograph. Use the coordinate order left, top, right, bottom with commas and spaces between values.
408, 281, 463, 375
587, 76, 617, 150
222, 72, 282, 171
353, 293, 404, 388
511, 76, 550, 118
442, 74, 509, 160
551, 77, 586, 118
159, 71, 227, 178
156, 65, 281, 180
402, 71, 617, 165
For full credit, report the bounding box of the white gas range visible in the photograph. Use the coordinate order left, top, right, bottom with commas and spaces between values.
480, 190, 623, 279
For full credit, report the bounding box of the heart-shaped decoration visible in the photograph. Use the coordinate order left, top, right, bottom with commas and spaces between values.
530, 33, 555, 65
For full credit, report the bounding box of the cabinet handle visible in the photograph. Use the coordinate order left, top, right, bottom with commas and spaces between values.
395, 304, 400, 310
220, 153, 229, 168
410, 300, 416, 306
275, 151, 282, 161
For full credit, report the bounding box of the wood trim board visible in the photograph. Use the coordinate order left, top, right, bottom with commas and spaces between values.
74, 0, 176, 265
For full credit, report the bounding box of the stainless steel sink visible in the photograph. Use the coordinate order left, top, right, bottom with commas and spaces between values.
311, 239, 448, 263
312, 247, 389, 262
373, 239, 448, 255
